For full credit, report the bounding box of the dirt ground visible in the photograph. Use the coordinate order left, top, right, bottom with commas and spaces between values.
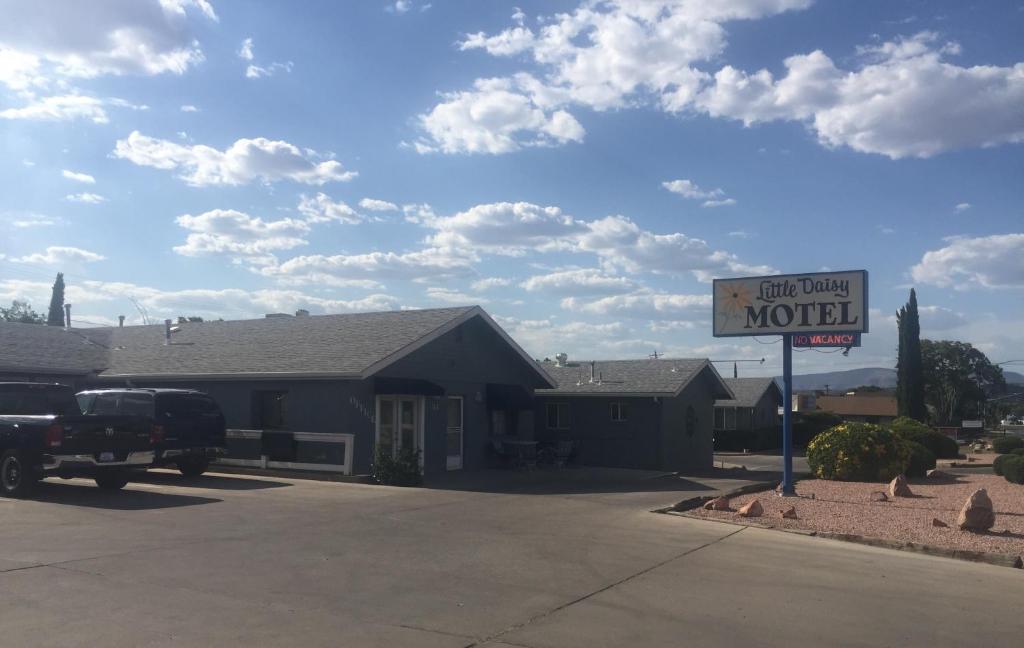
690, 473, 1024, 557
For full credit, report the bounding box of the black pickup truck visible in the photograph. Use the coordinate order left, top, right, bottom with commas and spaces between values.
76, 388, 227, 477
0, 382, 156, 496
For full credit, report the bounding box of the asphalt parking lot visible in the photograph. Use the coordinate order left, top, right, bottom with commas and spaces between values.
1, 468, 1022, 647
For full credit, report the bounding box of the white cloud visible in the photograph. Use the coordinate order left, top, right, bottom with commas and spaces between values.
415, 76, 585, 154
662, 179, 724, 200
4, 212, 63, 228
702, 198, 737, 208
15, 246, 105, 264
728, 230, 755, 239
359, 198, 399, 212
560, 291, 712, 319
425, 287, 484, 304
238, 37, 255, 61
174, 209, 310, 263
911, 233, 1024, 289
955, 202, 972, 212
0, 0, 215, 85
62, 169, 95, 184
1, 94, 108, 123
65, 192, 106, 204
520, 269, 637, 295
918, 305, 968, 331
261, 247, 475, 285
297, 193, 362, 224
471, 277, 512, 292
113, 131, 356, 186
180, 104, 199, 112
424, 201, 586, 255
245, 61, 293, 79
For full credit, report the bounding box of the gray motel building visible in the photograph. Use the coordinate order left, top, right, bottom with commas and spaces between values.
0, 306, 735, 479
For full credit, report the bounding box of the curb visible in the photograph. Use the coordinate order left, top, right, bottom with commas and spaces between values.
654, 480, 779, 514
208, 466, 373, 484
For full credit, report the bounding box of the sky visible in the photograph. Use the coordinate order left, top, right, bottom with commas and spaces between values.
1, 0, 1022, 377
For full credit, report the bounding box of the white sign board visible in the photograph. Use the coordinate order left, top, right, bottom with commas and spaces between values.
713, 270, 868, 337
962, 420, 983, 429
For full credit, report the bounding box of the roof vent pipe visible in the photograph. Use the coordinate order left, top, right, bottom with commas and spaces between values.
589, 361, 595, 384
64, 303, 71, 329
164, 319, 172, 345
118, 315, 125, 328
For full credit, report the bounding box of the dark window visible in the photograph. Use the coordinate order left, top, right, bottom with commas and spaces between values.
0, 386, 77, 416
76, 393, 96, 414
610, 402, 628, 422
119, 393, 155, 417
545, 403, 569, 429
92, 393, 121, 415
254, 391, 287, 429
714, 407, 724, 429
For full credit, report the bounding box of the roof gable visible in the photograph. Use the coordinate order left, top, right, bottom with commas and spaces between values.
715, 377, 782, 408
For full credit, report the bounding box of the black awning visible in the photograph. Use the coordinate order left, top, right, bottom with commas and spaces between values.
486, 383, 534, 409
373, 377, 445, 396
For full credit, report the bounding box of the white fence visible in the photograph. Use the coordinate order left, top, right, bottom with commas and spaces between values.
216, 429, 355, 476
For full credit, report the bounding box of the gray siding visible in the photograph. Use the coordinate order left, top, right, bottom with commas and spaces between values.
662, 371, 715, 472
535, 396, 664, 469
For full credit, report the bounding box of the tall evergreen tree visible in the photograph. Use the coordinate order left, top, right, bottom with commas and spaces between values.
896, 288, 926, 421
46, 272, 65, 327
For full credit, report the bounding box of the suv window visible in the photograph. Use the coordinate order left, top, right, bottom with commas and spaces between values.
91, 393, 121, 415
89, 392, 154, 417
159, 394, 219, 419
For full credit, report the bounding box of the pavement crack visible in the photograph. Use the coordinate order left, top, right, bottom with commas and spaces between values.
464, 526, 746, 647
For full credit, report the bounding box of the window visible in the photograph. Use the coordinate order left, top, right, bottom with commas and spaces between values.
610, 402, 628, 422
545, 403, 569, 429
714, 407, 724, 429
253, 390, 287, 429
724, 407, 737, 430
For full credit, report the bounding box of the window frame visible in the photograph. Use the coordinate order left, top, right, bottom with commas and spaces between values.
610, 402, 628, 422
545, 402, 570, 430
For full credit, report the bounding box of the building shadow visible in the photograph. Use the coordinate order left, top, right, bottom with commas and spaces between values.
133, 470, 291, 491
32, 480, 221, 510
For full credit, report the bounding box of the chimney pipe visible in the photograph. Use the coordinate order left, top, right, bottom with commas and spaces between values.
164, 319, 172, 345
589, 361, 595, 384
63, 303, 71, 329
118, 315, 125, 328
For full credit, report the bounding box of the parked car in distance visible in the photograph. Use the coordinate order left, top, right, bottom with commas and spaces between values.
0, 382, 155, 496
76, 388, 227, 477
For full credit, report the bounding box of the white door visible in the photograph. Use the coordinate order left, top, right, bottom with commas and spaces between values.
446, 396, 463, 470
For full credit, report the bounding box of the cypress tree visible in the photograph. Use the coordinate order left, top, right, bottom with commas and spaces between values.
896, 288, 926, 421
46, 272, 65, 327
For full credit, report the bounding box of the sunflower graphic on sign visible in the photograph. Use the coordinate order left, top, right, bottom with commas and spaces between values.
715, 281, 753, 333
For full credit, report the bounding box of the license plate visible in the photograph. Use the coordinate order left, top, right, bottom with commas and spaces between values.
99, 452, 115, 462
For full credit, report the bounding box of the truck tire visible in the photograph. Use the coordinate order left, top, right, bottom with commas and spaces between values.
94, 470, 129, 490
178, 456, 209, 477
0, 450, 35, 498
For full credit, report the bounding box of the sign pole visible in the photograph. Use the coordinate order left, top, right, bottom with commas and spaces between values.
781, 333, 795, 495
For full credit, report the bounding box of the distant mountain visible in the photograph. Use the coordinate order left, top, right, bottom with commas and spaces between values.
778, 367, 1024, 391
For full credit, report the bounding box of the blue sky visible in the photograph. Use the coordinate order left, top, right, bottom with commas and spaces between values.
1, 0, 1022, 376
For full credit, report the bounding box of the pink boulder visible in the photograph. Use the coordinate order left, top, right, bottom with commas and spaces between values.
737, 499, 763, 518
888, 474, 913, 498
932, 518, 948, 528
956, 489, 995, 532
703, 496, 732, 512
779, 506, 797, 520
870, 491, 888, 502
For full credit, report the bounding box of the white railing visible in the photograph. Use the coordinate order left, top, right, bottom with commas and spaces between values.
217, 429, 355, 476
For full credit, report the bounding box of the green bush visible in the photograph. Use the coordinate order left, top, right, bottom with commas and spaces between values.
793, 411, 844, 447
807, 422, 910, 482
371, 446, 422, 486
1003, 455, 1024, 485
1011, 448, 1024, 457
992, 436, 1024, 454
890, 417, 959, 459
904, 441, 936, 478
994, 453, 1014, 476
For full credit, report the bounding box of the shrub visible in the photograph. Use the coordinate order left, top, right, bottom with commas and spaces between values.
903, 441, 936, 478
793, 411, 844, 447
994, 453, 1014, 476
371, 446, 422, 486
807, 422, 910, 482
890, 417, 959, 459
1003, 455, 1024, 485
1012, 448, 1024, 457
992, 436, 1024, 454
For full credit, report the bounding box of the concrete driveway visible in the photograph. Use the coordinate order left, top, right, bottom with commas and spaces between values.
0, 468, 1020, 647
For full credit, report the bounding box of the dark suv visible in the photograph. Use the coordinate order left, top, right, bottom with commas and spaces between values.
77, 389, 227, 477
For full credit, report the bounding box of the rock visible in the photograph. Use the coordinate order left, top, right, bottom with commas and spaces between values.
779, 506, 797, 519
932, 518, 948, 528
703, 496, 732, 511
956, 489, 995, 532
809, 493, 816, 500
870, 491, 888, 502
888, 474, 913, 498
926, 469, 953, 479
737, 499, 763, 518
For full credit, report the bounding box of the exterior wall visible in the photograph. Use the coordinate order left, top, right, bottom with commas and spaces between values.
534, 396, 664, 469
662, 372, 715, 472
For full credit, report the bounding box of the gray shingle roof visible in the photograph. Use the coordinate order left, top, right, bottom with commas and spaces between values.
715, 377, 781, 408
0, 307, 499, 379
537, 358, 731, 397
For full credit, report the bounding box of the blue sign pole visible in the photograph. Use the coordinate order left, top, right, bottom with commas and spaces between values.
782, 333, 795, 495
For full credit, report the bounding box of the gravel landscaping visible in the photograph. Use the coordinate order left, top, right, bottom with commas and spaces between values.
689, 473, 1024, 558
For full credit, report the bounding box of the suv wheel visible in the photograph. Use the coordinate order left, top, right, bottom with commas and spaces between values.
178, 456, 209, 478
94, 470, 129, 490
1, 450, 35, 498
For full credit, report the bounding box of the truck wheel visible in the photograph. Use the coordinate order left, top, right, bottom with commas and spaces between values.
94, 470, 129, 490
1, 450, 37, 498
178, 457, 209, 477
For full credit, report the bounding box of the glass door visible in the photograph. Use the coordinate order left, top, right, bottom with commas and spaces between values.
377, 397, 396, 458
376, 396, 421, 462
446, 397, 463, 470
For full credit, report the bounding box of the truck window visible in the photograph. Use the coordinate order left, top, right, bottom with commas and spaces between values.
160, 394, 219, 418
0, 386, 78, 416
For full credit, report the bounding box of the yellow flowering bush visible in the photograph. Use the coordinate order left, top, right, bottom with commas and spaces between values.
807, 422, 911, 482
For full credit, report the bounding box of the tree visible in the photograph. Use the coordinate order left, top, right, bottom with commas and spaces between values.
0, 300, 45, 324
921, 339, 1006, 425
177, 316, 204, 323
896, 288, 926, 421
46, 272, 65, 327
